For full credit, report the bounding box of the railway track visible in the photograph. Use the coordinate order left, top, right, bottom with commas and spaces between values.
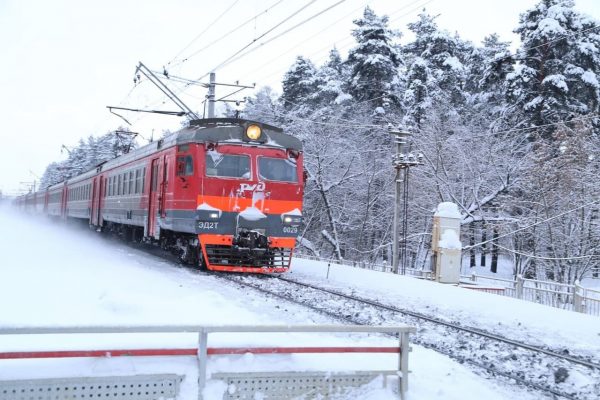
118, 238, 599, 399
216, 273, 600, 400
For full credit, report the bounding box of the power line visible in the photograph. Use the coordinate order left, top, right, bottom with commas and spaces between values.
166, 0, 241, 67
133, 0, 344, 123
493, 243, 600, 261
168, 0, 288, 70
489, 23, 600, 67
196, 0, 319, 81
133, 0, 432, 124
216, 0, 351, 72
244, 0, 433, 87
488, 113, 599, 136
464, 198, 600, 250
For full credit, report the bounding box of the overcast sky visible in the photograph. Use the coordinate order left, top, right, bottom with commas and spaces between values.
1, 0, 598, 195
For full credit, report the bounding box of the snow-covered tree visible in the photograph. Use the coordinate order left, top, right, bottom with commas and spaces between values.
312, 48, 352, 106
346, 7, 402, 111
243, 86, 283, 126
402, 11, 469, 128
281, 56, 317, 110
506, 0, 600, 137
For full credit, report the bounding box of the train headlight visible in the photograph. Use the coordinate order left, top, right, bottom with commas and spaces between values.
245, 124, 262, 141
282, 214, 302, 226
197, 210, 222, 221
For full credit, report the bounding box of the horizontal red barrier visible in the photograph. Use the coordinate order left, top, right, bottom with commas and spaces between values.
0, 346, 400, 360
0, 348, 197, 359
208, 347, 401, 355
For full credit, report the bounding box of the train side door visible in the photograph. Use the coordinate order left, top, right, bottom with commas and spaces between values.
159, 156, 168, 218
90, 178, 97, 226
90, 177, 103, 227
147, 158, 161, 239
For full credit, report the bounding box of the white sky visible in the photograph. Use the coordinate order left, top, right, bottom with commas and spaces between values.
1, 0, 598, 195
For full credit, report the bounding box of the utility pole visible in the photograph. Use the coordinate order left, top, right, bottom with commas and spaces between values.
205, 72, 254, 119
207, 72, 216, 118
389, 126, 423, 274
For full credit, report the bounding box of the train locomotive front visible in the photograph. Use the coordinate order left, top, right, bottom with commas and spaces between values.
170, 119, 304, 273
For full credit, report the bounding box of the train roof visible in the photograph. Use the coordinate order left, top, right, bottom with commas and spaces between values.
100, 118, 302, 172
33, 119, 301, 193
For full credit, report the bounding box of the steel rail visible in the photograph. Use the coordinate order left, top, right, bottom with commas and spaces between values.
217, 274, 593, 400
274, 276, 600, 370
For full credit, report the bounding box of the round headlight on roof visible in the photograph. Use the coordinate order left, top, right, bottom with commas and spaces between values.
246, 124, 262, 141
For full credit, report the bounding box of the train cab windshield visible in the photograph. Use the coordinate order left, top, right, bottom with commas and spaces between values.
258, 157, 298, 183
206, 150, 251, 179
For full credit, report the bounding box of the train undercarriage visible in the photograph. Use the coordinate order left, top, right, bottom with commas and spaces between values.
99, 221, 291, 271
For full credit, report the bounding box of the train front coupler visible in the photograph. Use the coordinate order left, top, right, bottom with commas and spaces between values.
232, 228, 269, 250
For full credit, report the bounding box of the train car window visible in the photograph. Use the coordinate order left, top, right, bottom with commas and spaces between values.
122, 174, 127, 195
142, 167, 146, 193
134, 170, 140, 194
178, 144, 189, 152
177, 156, 194, 176
128, 171, 134, 194
117, 175, 122, 196
205, 152, 250, 179
258, 157, 298, 183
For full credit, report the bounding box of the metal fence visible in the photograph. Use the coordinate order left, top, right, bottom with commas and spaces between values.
297, 253, 433, 280
462, 273, 600, 317
295, 253, 599, 317
0, 324, 416, 400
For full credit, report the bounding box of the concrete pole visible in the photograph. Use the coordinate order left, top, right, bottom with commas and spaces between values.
392, 163, 401, 274
391, 131, 409, 274
207, 72, 216, 118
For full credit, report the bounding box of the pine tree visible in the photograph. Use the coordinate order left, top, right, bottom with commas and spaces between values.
243, 86, 283, 126
467, 34, 515, 127
281, 56, 317, 110
402, 10, 469, 128
346, 7, 402, 111
312, 48, 352, 106
506, 0, 600, 137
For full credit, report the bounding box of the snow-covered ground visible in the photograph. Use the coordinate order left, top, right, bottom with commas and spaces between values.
0, 206, 597, 399
290, 260, 600, 358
